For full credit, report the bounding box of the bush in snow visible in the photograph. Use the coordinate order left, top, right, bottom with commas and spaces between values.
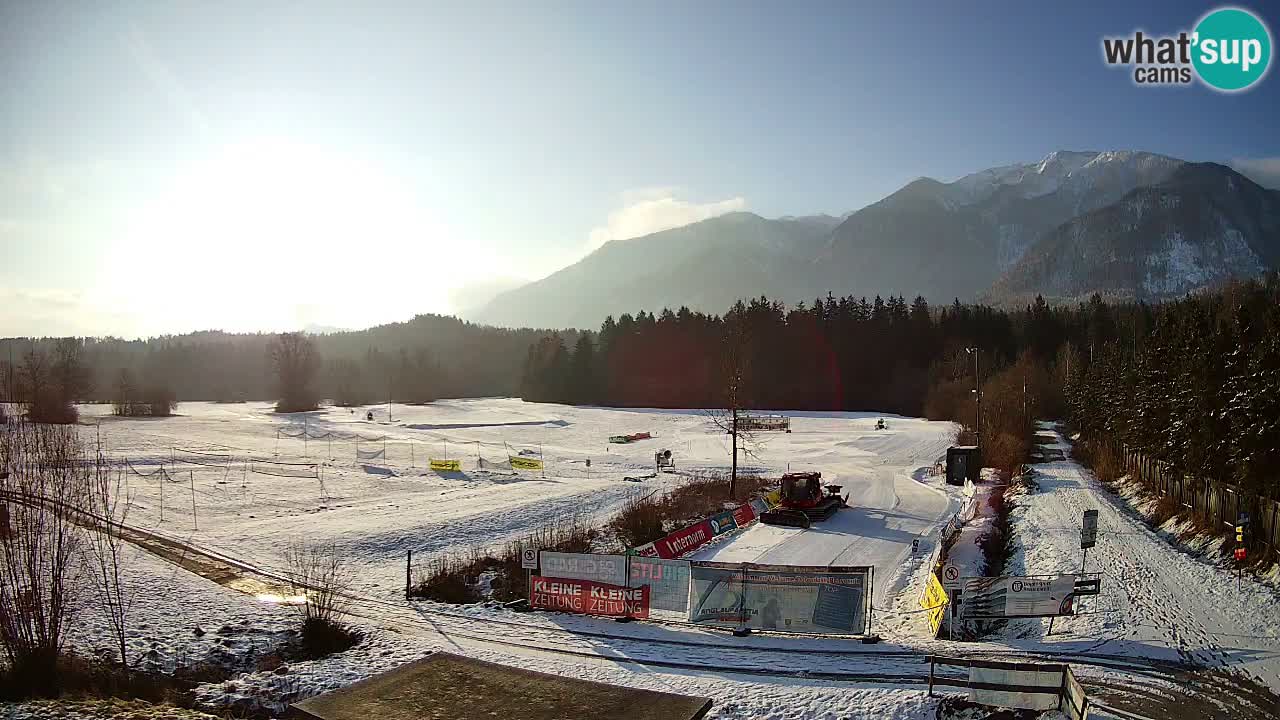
282, 540, 359, 657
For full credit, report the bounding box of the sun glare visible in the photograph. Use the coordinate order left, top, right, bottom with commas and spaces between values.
110, 138, 459, 334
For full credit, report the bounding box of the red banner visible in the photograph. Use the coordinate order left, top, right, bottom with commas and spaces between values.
632, 541, 660, 558
732, 502, 757, 527
530, 576, 649, 619
656, 520, 713, 558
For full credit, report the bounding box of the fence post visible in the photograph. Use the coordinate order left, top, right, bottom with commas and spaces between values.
406, 549, 412, 600
928, 655, 935, 697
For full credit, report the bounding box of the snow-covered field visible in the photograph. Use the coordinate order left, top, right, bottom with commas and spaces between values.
83, 400, 958, 601
24, 403, 1280, 718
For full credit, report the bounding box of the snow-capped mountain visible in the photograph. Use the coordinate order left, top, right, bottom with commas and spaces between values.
987, 163, 1280, 303
472, 152, 1277, 330
812, 151, 1188, 303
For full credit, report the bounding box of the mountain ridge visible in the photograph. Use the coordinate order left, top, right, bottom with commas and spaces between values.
471, 151, 1276, 329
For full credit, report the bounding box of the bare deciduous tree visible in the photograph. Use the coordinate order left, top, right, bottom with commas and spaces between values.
84, 430, 135, 672
269, 333, 321, 413
704, 306, 762, 499
112, 368, 137, 417
0, 421, 88, 692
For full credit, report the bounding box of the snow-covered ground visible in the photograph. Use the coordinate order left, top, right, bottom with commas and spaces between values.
991, 425, 1280, 711
82, 400, 957, 601
28, 403, 1280, 718
56, 400, 973, 719
694, 419, 957, 602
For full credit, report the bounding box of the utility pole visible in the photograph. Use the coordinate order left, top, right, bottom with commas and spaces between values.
966, 347, 981, 445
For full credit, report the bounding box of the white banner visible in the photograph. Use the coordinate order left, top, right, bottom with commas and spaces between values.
969, 666, 1062, 711
689, 562, 869, 634
960, 575, 1078, 618
539, 552, 627, 586
628, 557, 691, 614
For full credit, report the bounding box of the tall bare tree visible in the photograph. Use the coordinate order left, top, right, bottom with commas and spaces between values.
705, 306, 760, 499
269, 333, 321, 412
84, 431, 135, 671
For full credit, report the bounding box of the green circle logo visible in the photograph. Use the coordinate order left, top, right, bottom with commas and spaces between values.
1192, 7, 1272, 91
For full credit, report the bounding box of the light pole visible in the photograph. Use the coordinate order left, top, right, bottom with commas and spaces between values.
965, 347, 980, 445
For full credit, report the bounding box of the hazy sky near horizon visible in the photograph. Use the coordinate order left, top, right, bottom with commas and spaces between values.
3, 1, 1278, 338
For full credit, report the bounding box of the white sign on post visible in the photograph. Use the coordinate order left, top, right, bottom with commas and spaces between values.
521, 547, 539, 570
1080, 509, 1098, 549
941, 563, 962, 589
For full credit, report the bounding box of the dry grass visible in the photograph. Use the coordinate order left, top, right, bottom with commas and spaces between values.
411, 513, 598, 604
610, 473, 773, 548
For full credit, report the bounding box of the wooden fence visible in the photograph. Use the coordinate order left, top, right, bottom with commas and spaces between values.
1099, 438, 1280, 552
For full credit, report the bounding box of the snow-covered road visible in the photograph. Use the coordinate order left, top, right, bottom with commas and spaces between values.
998, 425, 1280, 714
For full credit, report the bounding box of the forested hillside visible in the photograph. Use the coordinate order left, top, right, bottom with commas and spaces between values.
0, 314, 578, 407
520, 274, 1280, 495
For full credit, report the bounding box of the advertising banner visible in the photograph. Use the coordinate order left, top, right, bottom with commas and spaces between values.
539, 552, 627, 586
920, 572, 949, 635
429, 458, 461, 471
628, 557, 691, 614
708, 510, 737, 535
509, 456, 544, 471
750, 496, 770, 516
656, 520, 713, 558
529, 576, 649, 619
689, 562, 870, 634
631, 541, 659, 558
732, 502, 757, 527
960, 575, 1078, 619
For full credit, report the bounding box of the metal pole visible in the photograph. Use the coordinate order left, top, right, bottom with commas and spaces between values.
303, 417, 308, 457
190, 470, 197, 531
975, 350, 981, 445
406, 550, 412, 600
159, 468, 165, 523
540, 443, 544, 479
410, 440, 414, 467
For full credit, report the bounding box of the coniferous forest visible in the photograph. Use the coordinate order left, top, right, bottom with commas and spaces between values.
520, 275, 1280, 497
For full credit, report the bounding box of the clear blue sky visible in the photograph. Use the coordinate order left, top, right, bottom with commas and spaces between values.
2, 1, 1277, 337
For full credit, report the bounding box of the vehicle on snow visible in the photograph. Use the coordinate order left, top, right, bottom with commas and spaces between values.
759, 471, 849, 529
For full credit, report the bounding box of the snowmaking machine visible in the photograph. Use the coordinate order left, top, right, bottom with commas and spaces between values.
759, 471, 849, 529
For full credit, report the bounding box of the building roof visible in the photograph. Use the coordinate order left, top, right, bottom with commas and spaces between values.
292, 652, 713, 720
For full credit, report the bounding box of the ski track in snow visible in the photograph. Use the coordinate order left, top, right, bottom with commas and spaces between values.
1003, 425, 1280, 691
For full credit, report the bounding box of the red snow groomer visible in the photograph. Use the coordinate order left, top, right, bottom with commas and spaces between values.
759, 471, 849, 529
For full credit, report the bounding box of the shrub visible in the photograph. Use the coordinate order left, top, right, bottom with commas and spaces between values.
412, 513, 597, 603
0, 421, 90, 696
143, 385, 178, 417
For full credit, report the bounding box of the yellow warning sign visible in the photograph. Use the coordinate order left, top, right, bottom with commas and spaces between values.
429, 459, 461, 472
921, 571, 949, 636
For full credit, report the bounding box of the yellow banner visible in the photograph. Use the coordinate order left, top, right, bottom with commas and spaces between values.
509, 456, 544, 471
764, 489, 782, 507
429, 459, 461, 472
921, 572, 949, 636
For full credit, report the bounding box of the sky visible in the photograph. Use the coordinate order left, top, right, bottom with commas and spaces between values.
2, 1, 1278, 338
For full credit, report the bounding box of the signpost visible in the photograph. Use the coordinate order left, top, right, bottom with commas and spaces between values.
1235, 512, 1249, 578
522, 547, 539, 599
941, 563, 962, 589
912, 538, 920, 556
